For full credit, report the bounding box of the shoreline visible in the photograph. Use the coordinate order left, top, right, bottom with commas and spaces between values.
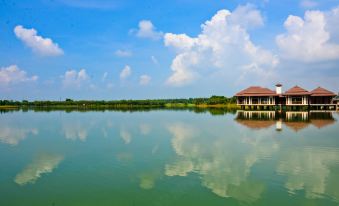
0, 103, 240, 109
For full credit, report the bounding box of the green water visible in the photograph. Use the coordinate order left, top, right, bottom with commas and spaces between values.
1, 110, 339, 206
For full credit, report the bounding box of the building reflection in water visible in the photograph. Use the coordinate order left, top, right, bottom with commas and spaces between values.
236, 111, 336, 132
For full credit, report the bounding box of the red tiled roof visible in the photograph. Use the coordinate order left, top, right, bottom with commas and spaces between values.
311, 119, 335, 129
284, 122, 309, 132
235, 86, 278, 97
284, 86, 311, 95
310, 87, 336, 96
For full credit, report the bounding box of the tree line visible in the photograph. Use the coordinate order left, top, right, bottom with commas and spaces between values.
0, 96, 237, 107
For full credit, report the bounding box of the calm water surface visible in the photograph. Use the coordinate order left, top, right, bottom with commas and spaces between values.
1, 110, 339, 206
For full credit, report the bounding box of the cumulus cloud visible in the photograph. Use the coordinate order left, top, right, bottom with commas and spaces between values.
0, 65, 38, 86
135, 20, 163, 40
14, 25, 63, 56
228, 3, 264, 29
62, 69, 89, 88
276, 8, 339, 62
139, 74, 151, 85
120, 65, 132, 80
164, 4, 278, 86
115, 49, 132, 57
326, 7, 339, 43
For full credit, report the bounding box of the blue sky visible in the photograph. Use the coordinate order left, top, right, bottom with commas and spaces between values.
0, 0, 339, 100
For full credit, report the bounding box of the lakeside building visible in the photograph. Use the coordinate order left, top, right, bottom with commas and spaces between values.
235, 84, 337, 110
333, 95, 339, 105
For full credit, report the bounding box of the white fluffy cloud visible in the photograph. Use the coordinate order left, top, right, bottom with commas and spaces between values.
228, 3, 264, 29
164, 4, 278, 86
14, 25, 63, 56
0, 65, 38, 86
136, 20, 163, 40
120, 65, 132, 80
139, 74, 151, 85
276, 8, 339, 62
115, 49, 132, 57
62, 69, 89, 88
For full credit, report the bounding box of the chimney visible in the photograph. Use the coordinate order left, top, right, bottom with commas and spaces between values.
276, 83, 282, 95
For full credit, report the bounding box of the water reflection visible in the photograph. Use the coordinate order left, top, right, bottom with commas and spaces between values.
277, 147, 339, 200
0, 124, 38, 146
139, 170, 162, 190
63, 124, 88, 141
1, 110, 338, 206
165, 122, 278, 203
139, 123, 151, 135
14, 154, 64, 185
120, 129, 132, 144
236, 111, 336, 131
235, 111, 339, 202
236, 111, 276, 130
61, 114, 101, 141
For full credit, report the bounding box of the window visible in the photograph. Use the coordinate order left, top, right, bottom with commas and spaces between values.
261, 97, 268, 104
292, 97, 302, 104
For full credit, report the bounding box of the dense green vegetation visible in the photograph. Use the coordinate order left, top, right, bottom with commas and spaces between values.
0, 96, 237, 108
0, 96, 238, 115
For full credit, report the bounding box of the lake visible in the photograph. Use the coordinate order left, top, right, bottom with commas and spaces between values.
1, 109, 339, 206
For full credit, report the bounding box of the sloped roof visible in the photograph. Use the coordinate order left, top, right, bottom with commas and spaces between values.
311, 119, 336, 129
284, 86, 311, 95
235, 86, 278, 97
310, 87, 336, 96
284, 122, 309, 132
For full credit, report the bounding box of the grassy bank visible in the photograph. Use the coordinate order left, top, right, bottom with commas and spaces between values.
0, 105, 19, 109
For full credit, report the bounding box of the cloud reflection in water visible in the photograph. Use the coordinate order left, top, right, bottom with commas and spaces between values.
14, 154, 64, 185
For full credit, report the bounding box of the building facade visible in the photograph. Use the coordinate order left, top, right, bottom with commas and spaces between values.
284, 86, 311, 106
235, 86, 278, 106
235, 84, 337, 110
